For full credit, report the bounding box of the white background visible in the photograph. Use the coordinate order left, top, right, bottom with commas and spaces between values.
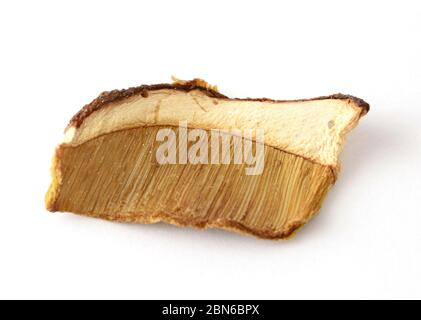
0, 0, 420, 299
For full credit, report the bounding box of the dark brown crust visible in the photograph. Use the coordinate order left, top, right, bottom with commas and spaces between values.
233, 93, 370, 115
68, 81, 370, 129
